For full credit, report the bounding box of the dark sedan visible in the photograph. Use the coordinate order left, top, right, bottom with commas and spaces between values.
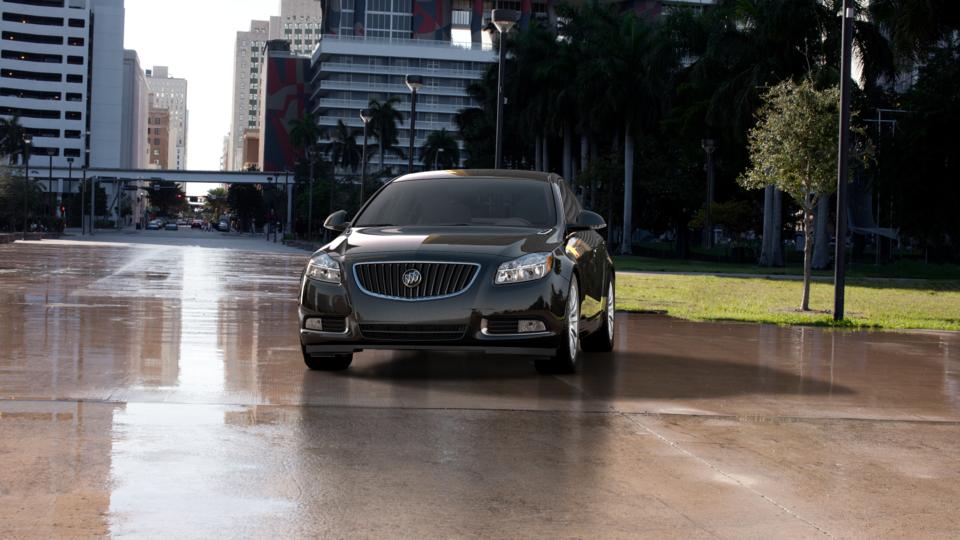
298, 170, 615, 374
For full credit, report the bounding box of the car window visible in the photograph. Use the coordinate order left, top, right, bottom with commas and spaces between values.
353, 177, 558, 228
560, 180, 582, 223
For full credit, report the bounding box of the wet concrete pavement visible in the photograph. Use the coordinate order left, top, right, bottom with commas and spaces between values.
1, 237, 958, 538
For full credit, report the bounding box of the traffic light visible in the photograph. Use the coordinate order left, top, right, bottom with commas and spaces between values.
59, 205, 65, 216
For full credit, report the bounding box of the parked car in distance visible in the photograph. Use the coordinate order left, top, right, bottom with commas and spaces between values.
217, 220, 230, 232
145, 220, 161, 230
191, 219, 203, 229
298, 170, 615, 375
165, 222, 179, 231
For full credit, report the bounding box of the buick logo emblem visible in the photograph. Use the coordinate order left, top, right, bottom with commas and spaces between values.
402, 269, 422, 288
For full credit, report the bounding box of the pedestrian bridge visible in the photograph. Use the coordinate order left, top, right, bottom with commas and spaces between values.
34, 167, 293, 185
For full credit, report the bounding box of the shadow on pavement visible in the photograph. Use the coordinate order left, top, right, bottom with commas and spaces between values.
335, 349, 854, 401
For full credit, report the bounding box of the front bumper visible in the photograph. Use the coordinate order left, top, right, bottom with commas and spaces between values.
299, 258, 570, 356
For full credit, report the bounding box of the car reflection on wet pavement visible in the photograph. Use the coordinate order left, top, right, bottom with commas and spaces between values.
1, 238, 958, 538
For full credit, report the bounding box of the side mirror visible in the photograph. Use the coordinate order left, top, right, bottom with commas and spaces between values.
566, 210, 606, 233
323, 210, 350, 232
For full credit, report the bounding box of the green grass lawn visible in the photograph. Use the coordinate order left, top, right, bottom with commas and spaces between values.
615, 256, 960, 280
615, 273, 960, 331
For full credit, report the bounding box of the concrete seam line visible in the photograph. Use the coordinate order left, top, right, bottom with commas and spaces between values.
618, 411, 835, 538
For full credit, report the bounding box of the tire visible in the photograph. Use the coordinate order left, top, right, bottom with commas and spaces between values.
302, 347, 353, 371
582, 278, 615, 353
535, 276, 580, 375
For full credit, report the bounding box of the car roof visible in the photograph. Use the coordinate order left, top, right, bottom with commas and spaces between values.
392, 169, 562, 184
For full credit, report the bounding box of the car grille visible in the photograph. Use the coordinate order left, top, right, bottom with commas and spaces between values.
484, 319, 520, 335
353, 262, 480, 300
359, 323, 467, 341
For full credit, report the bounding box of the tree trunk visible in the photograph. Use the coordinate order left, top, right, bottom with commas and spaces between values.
621, 123, 634, 255
563, 123, 573, 180
801, 207, 815, 311
759, 185, 775, 266
772, 189, 784, 266
535, 136, 541, 171
812, 194, 831, 269
542, 134, 550, 173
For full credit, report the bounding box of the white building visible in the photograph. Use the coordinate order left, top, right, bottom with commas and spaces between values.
309, 35, 495, 173
226, 19, 269, 171
145, 65, 188, 170
270, 0, 324, 56
0, 0, 128, 224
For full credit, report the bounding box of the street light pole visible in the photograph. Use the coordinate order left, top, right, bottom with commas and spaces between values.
21, 136, 32, 240
701, 138, 716, 249
307, 147, 316, 239
47, 151, 54, 220
360, 108, 372, 204
405, 74, 423, 174
66, 157, 74, 225
435, 147, 444, 170
80, 167, 87, 235
492, 9, 519, 170
834, 0, 854, 321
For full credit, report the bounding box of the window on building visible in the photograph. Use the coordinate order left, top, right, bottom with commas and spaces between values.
2, 12, 64, 26
65, 111, 81, 120
67, 56, 83, 65
66, 74, 82, 83
68, 18, 85, 28
1, 31, 62, 45
67, 37, 84, 46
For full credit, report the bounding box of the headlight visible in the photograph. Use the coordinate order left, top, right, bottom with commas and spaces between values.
495, 253, 554, 284
305, 253, 341, 284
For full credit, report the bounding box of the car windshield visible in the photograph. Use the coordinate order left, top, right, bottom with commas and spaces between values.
353, 177, 557, 228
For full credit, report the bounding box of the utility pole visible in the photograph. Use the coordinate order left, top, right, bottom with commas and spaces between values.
834, 0, 854, 321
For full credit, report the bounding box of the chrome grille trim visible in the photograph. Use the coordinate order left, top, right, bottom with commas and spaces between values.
352, 261, 481, 302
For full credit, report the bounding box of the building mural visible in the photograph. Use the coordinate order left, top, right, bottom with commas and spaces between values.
261, 55, 309, 172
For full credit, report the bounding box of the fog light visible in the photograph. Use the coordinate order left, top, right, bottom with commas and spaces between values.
518, 320, 546, 333
305, 318, 323, 331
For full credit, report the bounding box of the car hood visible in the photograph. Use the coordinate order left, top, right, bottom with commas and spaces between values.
324, 226, 563, 261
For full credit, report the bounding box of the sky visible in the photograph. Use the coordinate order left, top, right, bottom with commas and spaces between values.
123, 0, 281, 195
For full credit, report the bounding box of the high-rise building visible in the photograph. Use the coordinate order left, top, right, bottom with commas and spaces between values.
308, 34, 494, 173
227, 20, 270, 171
0, 0, 129, 222
270, 0, 324, 56
120, 50, 148, 169
145, 66, 188, 170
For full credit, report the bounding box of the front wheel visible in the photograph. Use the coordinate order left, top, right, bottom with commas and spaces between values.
302, 347, 353, 371
582, 279, 615, 352
535, 276, 580, 375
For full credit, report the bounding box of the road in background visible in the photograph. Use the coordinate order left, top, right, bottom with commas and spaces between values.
0, 238, 958, 538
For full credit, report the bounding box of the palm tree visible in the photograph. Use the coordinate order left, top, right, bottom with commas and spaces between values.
420, 129, 460, 169
322, 120, 364, 173
593, 13, 678, 254
367, 97, 405, 174
288, 113, 321, 159
0, 116, 26, 164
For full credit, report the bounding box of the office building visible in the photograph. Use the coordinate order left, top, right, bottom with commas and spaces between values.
227, 19, 270, 171
270, 0, 324, 56
146, 108, 170, 169
0, 0, 128, 223
145, 66, 188, 170
120, 50, 148, 169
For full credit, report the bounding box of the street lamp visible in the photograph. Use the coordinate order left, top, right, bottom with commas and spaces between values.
359, 108, 372, 204
21, 135, 32, 240
307, 146, 317, 239
65, 157, 74, 224
701, 138, 716, 249
435, 147, 445, 170
405, 74, 423, 174
834, 0, 854, 321
491, 9, 519, 170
